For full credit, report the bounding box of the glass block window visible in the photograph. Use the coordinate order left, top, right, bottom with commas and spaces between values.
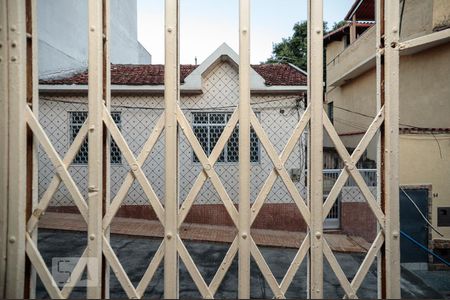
192, 112, 260, 163
69, 111, 122, 164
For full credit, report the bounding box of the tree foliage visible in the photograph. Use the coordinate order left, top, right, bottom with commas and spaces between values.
266, 20, 347, 71
266, 21, 309, 70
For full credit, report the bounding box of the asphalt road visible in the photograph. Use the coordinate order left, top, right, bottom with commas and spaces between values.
35, 230, 445, 299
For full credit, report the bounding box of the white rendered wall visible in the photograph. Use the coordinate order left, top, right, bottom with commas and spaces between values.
38, 61, 306, 206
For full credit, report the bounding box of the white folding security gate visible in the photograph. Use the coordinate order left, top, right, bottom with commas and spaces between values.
0, 0, 401, 298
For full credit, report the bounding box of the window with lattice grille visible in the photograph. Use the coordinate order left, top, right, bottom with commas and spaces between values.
69, 111, 122, 164
192, 112, 260, 163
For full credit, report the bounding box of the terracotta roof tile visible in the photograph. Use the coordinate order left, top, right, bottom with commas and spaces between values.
399, 127, 450, 134
40, 63, 307, 87
252, 64, 307, 86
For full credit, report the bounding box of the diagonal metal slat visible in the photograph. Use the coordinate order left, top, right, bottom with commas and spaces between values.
102, 112, 165, 230
322, 107, 385, 222
249, 237, 285, 298
250, 110, 310, 227
25, 106, 88, 222
177, 105, 239, 228
60, 248, 88, 299
208, 236, 239, 296
349, 232, 384, 296
102, 234, 165, 299
251, 106, 311, 225
25, 233, 64, 299
102, 236, 139, 298
136, 240, 165, 298
102, 106, 165, 224
27, 120, 89, 233
322, 109, 385, 228
280, 233, 310, 294
177, 236, 214, 299
178, 108, 239, 227
323, 239, 358, 299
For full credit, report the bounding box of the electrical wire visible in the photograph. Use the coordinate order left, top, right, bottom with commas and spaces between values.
39, 95, 303, 111
332, 104, 447, 157
400, 230, 450, 267
400, 188, 444, 238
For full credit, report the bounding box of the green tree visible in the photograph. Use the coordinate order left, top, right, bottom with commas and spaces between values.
331, 20, 348, 31
266, 21, 309, 70
266, 20, 346, 71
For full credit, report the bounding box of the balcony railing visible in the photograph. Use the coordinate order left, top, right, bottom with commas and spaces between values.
323, 169, 377, 190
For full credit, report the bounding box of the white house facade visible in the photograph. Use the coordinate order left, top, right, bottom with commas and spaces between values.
38, 44, 314, 231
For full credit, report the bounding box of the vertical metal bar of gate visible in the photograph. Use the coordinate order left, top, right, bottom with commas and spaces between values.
308, 0, 324, 298
238, 0, 251, 298
5, 0, 27, 298
382, 0, 401, 297
375, 0, 384, 297
0, 0, 9, 296
26, 0, 39, 296
164, 0, 180, 297
102, 0, 111, 297
87, 0, 104, 297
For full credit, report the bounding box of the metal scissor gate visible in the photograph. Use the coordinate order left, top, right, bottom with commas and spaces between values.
0, 0, 401, 298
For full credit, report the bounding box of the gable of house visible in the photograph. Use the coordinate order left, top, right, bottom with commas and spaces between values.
38, 47, 309, 217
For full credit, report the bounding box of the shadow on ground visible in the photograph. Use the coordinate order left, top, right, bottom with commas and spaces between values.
35, 230, 446, 299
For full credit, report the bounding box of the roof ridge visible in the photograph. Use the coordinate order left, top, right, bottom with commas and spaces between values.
40, 62, 307, 86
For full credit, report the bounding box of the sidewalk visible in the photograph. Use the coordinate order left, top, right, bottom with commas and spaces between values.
38, 212, 371, 253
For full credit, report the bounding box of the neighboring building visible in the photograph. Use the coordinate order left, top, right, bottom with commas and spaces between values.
325, 0, 450, 266
38, 0, 151, 79
38, 44, 318, 231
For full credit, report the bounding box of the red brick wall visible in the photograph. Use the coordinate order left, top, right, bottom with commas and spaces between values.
48, 203, 376, 241
341, 202, 377, 242
49, 203, 308, 231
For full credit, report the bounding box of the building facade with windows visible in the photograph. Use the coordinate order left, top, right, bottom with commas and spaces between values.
38, 44, 316, 231
324, 0, 450, 265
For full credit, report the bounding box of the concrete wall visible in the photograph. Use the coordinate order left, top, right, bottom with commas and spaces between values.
400, 0, 434, 41
38, 0, 151, 79
325, 38, 346, 65
433, 0, 450, 31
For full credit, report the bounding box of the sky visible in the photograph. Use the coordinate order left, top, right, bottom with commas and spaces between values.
137, 0, 354, 64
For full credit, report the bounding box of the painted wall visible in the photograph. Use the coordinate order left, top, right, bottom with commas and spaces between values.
38, 61, 307, 208
327, 42, 450, 135
325, 35, 450, 241
326, 26, 376, 87
400, 0, 434, 41
400, 134, 450, 240
38, 0, 151, 79
433, 0, 450, 31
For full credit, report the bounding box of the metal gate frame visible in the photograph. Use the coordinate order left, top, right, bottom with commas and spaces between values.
0, 0, 401, 298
